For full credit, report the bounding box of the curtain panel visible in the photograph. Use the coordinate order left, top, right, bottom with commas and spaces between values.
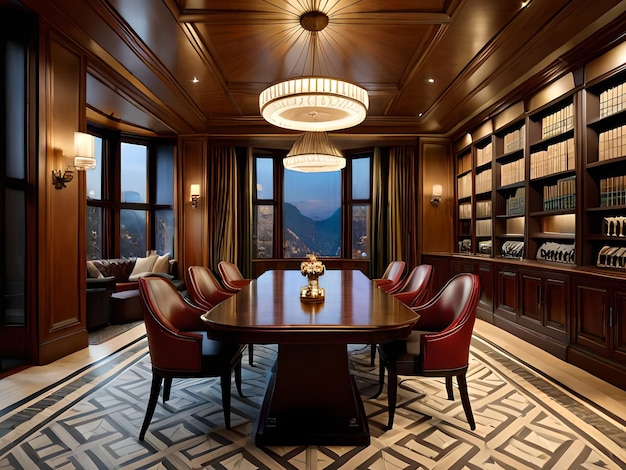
206, 145, 239, 273
371, 145, 419, 278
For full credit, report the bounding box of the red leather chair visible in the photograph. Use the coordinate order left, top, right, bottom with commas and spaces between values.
373, 273, 480, 430
375, 261, 406, 294
392, 264, 433, 306
218, 261, 252, 293
186, 265, 233, 310
186, 266, 255, 366
138, 276, 245, 441
369, 264, 434, 366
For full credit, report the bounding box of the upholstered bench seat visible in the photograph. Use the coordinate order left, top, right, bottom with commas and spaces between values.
110, 289, 143, 324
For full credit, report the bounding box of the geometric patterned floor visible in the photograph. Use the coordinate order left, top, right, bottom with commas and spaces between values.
0, 335, 624, 469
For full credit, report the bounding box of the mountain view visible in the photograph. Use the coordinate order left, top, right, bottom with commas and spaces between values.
283, 203, 341, 257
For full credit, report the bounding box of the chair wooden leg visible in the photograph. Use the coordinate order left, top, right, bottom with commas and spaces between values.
248, 343, 254, 366
386, 361, 398, 430
456, 373, 475, 430
370, 343, 376, 366
234, 357, 244, 397
163, 377, 173, 403
370, 351, 385, 399
220, 371, 232, 429
139, 373, 163, 441
445, 376, 454, 400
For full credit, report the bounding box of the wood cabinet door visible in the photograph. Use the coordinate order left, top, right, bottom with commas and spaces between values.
477, 262, 493, 318
521, 273, 542, 324
611, 288, 626, 363
574, 284, 609, 358
495, 269, 518, 318
544, 276, 568, 335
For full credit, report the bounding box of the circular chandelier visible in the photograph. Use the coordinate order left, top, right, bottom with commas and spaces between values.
260, 77, 369, 132
283, 131, 345, 173
259, 11, 369, 132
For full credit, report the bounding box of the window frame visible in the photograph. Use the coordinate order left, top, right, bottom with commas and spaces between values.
86, 126, 176, 260
252, 148, 372, 260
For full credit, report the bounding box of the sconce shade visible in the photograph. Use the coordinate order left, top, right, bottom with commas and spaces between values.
283, 131, 345, 173
190, 184, 201, 208
430, 183, 443, 206
74, 132, 96, 170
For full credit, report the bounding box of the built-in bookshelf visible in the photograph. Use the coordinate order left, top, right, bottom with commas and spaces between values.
456, 150, 473, 253
583, 66, 626, 269
453, 58, 626, 271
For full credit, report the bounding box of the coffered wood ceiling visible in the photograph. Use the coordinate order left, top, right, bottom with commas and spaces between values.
9, 0, 626, 148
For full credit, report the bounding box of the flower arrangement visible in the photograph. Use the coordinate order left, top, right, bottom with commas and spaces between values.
300, 254, 325, 302
300, 254, 325, 277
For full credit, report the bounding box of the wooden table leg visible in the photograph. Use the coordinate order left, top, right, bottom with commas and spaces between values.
255, 343, 369, 446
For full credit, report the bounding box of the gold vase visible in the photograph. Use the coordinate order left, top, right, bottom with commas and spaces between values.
300, 273, 325, 303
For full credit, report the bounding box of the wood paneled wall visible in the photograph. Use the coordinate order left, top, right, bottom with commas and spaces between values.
178, 136, 209, 276
36, 27, 88, 363
418, 138, 454, 255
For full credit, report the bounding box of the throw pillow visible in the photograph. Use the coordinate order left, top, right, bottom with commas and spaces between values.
128, 271, 153, 282
86, 261, 104, 279
130, 253, 158, 279
151, 253, 171, 274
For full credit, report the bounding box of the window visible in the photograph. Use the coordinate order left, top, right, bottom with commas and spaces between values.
86, 130, 175, 260
253, 151, 372, 259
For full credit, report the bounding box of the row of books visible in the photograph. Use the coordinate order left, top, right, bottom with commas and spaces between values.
541, 103, 574, 140
530, 138, 575, 179
457, 172, 472, 199
475, 168, 492, 193
457, 152, 471, 175
599, 81, 626, 119
500, 157, 525, 186
543, 177, 576, 211
506, 188, 525, 216
503, 125, 525, 153
476, 219, 492, 237
599, 125, 626, 161
476, 143, 492, 166
459, 202, 472, 219
600, 175, 626, 207
476, 200, 492, 219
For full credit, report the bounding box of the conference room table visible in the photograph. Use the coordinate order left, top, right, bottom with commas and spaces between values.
201, 269, 419, 446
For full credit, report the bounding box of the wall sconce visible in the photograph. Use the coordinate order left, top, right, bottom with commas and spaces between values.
190, 184, 201, 208
431, 184, 443, 206
51, 132, 96, 189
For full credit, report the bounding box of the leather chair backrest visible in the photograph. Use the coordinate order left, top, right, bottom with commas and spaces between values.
187, 266, 231, 309
393, 264, 433, 306
418, 273, 480, 371
385, 261, 406, 285
218, 261, 245, 283
139, 276, 205, 371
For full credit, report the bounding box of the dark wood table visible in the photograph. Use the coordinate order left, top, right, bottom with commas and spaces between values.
201, 269, 419, 446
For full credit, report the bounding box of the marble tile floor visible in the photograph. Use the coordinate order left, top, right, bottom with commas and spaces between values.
0, 321, 626, 470
1, 320, 625, 419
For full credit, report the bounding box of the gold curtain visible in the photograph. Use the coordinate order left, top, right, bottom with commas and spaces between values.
207, 145, 239, 272
371, 145, 419, 277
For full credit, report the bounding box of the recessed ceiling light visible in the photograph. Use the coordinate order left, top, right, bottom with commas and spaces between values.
418, 113, 424, 117
427, 78, 435, 83
192, 76, 199, 83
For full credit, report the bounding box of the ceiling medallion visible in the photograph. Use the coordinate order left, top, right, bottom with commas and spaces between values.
283, 131, 345, 173
259, 11, 369, 134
